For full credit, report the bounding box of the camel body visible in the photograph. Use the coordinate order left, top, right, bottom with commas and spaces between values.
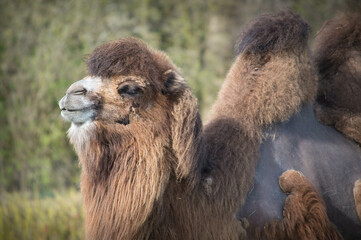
240, 104, 361, 239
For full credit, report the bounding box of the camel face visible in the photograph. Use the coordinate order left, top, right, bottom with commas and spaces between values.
60, 38, 188, 158
59, 38, 187, 132
59, 74, 156, 126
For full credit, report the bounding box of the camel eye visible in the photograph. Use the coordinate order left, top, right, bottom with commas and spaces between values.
117, 83, 143, 98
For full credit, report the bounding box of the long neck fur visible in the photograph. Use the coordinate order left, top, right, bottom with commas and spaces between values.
73, 89, 208, 239
71, 96, 175, 239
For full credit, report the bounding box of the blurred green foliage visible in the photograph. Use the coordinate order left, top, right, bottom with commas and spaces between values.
0, 190, 83, 240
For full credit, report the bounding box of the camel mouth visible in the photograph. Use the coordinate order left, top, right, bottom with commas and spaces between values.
61, 107, 92, 112
60, 106, 97, 124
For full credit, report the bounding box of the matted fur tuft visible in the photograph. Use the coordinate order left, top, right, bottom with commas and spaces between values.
254, 170, 343, 240
86, 37, 182, 92
87, 38, 157, 78
236, 11, 310, 55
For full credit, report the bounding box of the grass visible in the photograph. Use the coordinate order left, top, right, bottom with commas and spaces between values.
0, 190, 84, 240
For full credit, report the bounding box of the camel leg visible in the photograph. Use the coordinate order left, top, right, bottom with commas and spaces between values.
278, 170, 343, 240
353, 179, 361, 222
261, 170, 343, 240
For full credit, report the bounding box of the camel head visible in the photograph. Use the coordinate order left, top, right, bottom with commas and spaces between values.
59, 38, 190, 150
59, 38, 186, 124
59, 37, 202, 182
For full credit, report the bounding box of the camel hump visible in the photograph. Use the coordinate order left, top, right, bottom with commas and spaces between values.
314, 13, 361, 144
236, 10, 310, 55
314, 13, 361, 82
314, 13, 361, 62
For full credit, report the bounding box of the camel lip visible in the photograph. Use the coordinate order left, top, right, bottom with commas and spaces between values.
60, 106, 97, 124
61, 107, 92, 112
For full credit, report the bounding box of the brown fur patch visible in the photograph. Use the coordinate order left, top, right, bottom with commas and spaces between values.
314, 13, 361, 144
212, 11, 317, 138
86, 37, 184, 94
353, 179, 361, 222
255, 170, 343, 240
314, 104, 361, 144
236, 11, 310, 55
226, 11, 344, 239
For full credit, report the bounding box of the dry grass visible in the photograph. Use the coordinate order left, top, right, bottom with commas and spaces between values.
0, 191, 84, 240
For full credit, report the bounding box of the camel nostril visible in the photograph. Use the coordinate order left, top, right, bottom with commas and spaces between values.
59, 96, 67, 110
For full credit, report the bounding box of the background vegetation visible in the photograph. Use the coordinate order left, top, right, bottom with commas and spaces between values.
0, 0, 357, 238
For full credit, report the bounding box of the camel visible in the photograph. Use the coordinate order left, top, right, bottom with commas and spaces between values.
59, 11, 343, 239
237, 12, 361, 239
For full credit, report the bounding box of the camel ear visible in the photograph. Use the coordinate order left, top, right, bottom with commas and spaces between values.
162, 69, 186, 95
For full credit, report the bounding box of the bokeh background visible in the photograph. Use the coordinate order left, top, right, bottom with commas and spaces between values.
0, 0, 358, 239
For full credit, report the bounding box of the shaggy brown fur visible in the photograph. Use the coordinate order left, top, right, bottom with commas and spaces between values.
236, 11, 310, 55
256, 170, 343, 240
233, 11, 347, 239
61, 11, 342, 240
221, 11, 317, 139
204, 11, 328, 239
234, 11, 361, 239
313, 14, 361, 226
314, 13, 361, 144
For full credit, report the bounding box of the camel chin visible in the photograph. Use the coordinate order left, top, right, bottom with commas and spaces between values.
60, 109, 96, 124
